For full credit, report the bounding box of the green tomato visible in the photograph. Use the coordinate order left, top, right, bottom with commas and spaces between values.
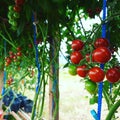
11, 21, 17, 27
8, 6, 13, 11
8, 12, 13, 19
8, 19, 14, 24
85, 80, 97, 94
11, 26, 17, 31
89, 96, 98, 104
13, 12, 20, 18
68, 64, 77, 75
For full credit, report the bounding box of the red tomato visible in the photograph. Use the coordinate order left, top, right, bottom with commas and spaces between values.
9, 51, 13, 55
17, 47, 21, 51
94, 38, 109, 48
9, 54, 15, 59
13, 5, 21, 12
85, 54, 90, 62
92, 47, 111, 63
17, 51, 22, 56
106, 68, 120, 83
77, 65, 89, 77
70, 51, 83, 64
88, 67, 105, 82
71, 39, 84, 51
96, 7, 101, 14
15, 0, 24, 5
85, 53, 94, 62
6, 57, 11, 64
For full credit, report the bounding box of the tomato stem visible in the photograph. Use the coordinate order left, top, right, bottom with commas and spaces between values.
105, 99, 120, 120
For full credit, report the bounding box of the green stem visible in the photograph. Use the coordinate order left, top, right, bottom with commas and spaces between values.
39, 77, 46, 116
3, 24, 12, 41
105, 99, 120, 120
103, 88, 113, 110
112, 85, 120, 103
31, 22, 48, 120
0, 33, 16, 49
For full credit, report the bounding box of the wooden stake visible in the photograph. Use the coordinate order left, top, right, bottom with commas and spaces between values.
49, 36, 59, 120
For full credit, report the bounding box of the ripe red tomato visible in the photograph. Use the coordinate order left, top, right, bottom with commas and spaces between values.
95, 7, 101, 14
77, 65, 88, 77
15, 0, 24, 5
85, 54, 90, 62
71, 39, 84, 51
85, 53, 94, 62
94, 38, 109, 48
6, 57, 11, 64
70, 51, 83, 64
13, 5, 21, 12
17, 51, 22, 56
106, 68, 120, 83
88, 67, 105, 82
68, 64, 77, 76
114, 66, 120, 71
85, 80, 97, 94
17, 47, 21, 51
92, 47, 111, 63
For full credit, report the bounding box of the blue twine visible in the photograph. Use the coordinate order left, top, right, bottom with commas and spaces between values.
32, 13, 41, 93
97, 0, 107, 120
2, 40, 7, 95
2, 71, 7, 95
91, 110, 99, 120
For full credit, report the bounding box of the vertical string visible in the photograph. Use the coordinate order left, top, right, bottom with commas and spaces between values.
97, 0, 107, 120
2, 40, 7, 95
32, 13, 41, 93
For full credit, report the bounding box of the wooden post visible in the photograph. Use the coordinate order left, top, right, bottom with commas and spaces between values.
49, 36, 59, 120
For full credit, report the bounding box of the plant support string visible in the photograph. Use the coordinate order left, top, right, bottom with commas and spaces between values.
97, 0, 107, 120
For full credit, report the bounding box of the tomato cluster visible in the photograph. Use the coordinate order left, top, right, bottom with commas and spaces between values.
14, 0, 24, 12
68, 38, 120, 94
8, 0, 24, 31
5, 46, 22, 67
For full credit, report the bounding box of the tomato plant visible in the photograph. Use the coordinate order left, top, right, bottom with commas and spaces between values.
0, 0, 120, 120
88, 67, 105, 82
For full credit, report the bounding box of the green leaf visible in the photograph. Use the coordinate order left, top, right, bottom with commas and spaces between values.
17, 21, 25, 36
24, 4, 32, 22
